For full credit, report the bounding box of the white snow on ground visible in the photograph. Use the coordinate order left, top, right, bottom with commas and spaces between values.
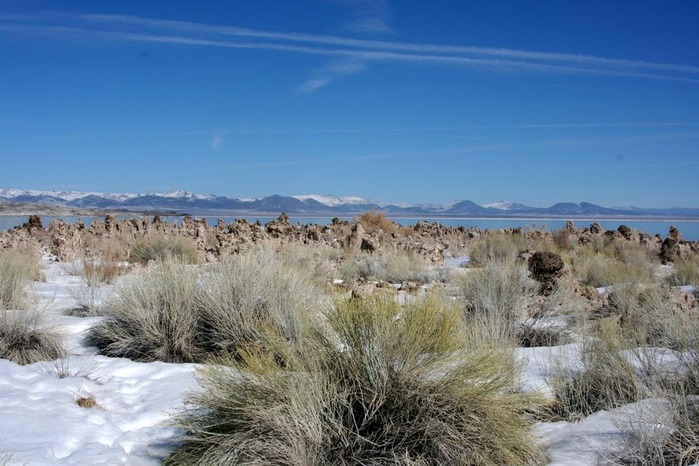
0, 257, 686, 464
0, 259, 200, 465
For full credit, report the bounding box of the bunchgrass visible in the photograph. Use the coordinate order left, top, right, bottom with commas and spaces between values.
338, 250, 432, 283
90, 249, 324, 363
88, 261, 201, 362
130, 236, 199, 264
547, 322, 647, 421
166, 296, 544, 465
0, 250, 37, 311
0, 310, 65, 365
572, 248, 656, 288
667, 255, 699, 287
456, 258, 538, 344
197, 249, 321, 357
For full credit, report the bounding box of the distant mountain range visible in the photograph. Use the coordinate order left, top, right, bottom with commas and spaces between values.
1, 188, 698, 219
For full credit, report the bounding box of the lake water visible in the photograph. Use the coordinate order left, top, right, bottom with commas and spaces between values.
2, 214, 699, 241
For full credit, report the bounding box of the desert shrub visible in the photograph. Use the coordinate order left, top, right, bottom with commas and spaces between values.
0, 311, 65, 364
88, 261, 202, 363
667, 255, 699, 287
197, 249, 321, 357
0, 250, 37, 310
166, 296, 543, 465
572, 249, 655, 287
456, 258, 538, 343
276, 243, 341, 285
356, 210, 402, 235
518, 276, 587, 347
130, 236, 199, 264
552, 228, 577, 252
618, 395, 699, 466
69, 257, 126, 286
338, 250, 432, 283
548, 322, 648, 421
606, 284, 698, 350
65, 258, 125, 316
604, 241, 660, 277
468, 233, 527, 265
90, 249, 324, 363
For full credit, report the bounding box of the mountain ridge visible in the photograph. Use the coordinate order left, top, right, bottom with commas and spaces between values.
1, 188, 698, 219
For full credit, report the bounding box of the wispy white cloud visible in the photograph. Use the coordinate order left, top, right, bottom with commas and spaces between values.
3, 12, 699, 84
339, 0, 393, 36
209, 134, 224, 151
295, 59, 366, 93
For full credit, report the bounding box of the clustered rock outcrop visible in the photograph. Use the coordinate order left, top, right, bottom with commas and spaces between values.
0, 215, 697, 265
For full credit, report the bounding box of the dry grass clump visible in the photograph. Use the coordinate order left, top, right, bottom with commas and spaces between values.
75, 394, 98, 409
468, 233, 528, 265
166, 296, 543, 465
88, 261, 202, 363
547, 322, 648, 421
89, 249, 323, 363
667, 255, 699, 287
0, 251, 62, 365
69, 257, 126, 286
0, 250, 37, 311
338, 250, 432, 283
0, 311, 65, 365
275, 243, 341, 285
572, 248, 656, 288
518, 275, 587, 347
130, 236, 199, 264
456, 258, 538, 343
619, 396, 699, 466
197, 249, 320, 357
356, 210, 403, 236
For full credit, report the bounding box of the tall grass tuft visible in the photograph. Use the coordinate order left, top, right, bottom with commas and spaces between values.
88, 261, 202, 363
547, 322, 647, 421
338, 250, 432, 283
0, 250, 37, 311
457, 258, 538, 343
667, 255, 699, 287
90, 249, 324, 363
166, 296, 543, 465
197, 249, 321, 357
0, 311, 65, 364
130, 236, 199, 264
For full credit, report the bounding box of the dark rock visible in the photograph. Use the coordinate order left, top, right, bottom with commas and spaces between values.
23, 215, 43, 231
528, 251, 564, 278
618, 225, 632, 240
528, 251, 565, 295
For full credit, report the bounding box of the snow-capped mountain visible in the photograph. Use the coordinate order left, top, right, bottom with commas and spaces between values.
292, 194, 374, 207
1, 187, 698, 218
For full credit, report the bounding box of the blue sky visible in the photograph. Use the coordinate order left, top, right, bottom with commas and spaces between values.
1, 0, 698, 208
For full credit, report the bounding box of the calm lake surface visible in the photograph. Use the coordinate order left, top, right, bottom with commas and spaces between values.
2, 215, 699, 241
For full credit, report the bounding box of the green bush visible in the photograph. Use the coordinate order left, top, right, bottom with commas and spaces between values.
166, 297, 543, 465
130, 236, 199, 264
